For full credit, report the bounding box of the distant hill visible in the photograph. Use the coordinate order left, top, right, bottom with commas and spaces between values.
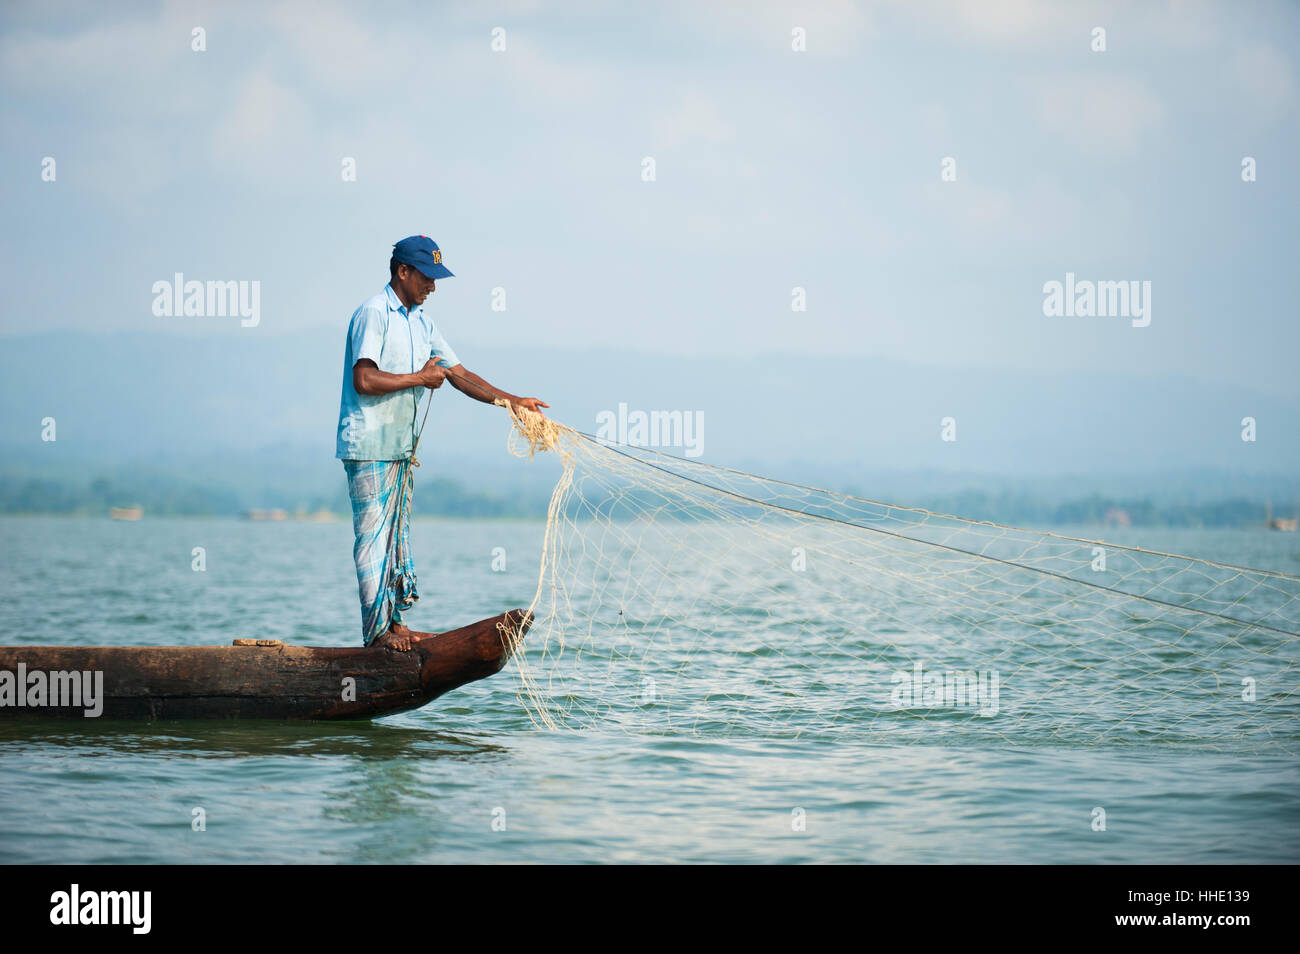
1, 330, 1297, 521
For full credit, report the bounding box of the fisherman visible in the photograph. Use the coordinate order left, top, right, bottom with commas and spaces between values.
336, 235, 549, 650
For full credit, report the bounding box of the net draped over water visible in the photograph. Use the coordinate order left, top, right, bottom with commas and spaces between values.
495, 405, 1300, 751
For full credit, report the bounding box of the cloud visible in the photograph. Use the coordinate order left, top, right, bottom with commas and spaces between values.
1227, 42, 1296, 123
492, 37, 613, 106
261, 0, 397, 94
922, 180, 1018, 243
210, 71, 315, 182
653, 92, 735, 151
919, 0, 1057, 44
0, 4, 195, 109
921, 174, 1145, 258
889, 0, 1058, 47
680, 0, 874, 56
1032, 74, 1165, 156
1132, 0, 1228, 51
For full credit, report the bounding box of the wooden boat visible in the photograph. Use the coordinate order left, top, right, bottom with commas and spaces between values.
0, 609, 531, 721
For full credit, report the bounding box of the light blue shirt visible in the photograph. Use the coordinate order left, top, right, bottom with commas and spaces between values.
336, 284, 460, 460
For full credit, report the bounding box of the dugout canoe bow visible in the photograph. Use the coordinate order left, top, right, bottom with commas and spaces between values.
0, 608, 532, 721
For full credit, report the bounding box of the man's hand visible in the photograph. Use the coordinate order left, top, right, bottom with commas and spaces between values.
353, 358, 446, 396
512, 397, 550, 417
416, 359, 449, 390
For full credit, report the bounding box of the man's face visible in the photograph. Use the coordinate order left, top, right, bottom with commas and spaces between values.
397, 264, 436, 305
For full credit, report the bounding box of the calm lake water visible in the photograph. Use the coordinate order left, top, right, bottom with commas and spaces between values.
0, 515, 1297, 863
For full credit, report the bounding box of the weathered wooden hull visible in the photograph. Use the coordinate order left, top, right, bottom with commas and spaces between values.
0, 609, 532, 721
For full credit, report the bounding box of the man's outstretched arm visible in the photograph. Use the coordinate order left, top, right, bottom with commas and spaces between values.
443, 364, 549, 415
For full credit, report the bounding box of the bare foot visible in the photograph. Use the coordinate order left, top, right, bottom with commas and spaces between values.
388, 623, 440, 646
372, 629, 413, 651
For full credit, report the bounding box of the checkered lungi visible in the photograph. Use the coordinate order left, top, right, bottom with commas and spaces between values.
343, 459, 418, 646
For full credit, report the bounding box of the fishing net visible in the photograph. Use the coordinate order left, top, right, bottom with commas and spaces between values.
494, 403, 1300, 751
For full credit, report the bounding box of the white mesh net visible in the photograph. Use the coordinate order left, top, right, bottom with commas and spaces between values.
496, 404, 1300, 751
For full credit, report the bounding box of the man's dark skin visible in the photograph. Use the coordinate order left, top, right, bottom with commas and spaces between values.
354, 262, 549, 650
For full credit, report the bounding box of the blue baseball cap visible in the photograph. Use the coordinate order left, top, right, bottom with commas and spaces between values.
392, 235, 453, 280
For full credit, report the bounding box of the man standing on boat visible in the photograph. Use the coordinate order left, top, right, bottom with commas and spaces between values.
336, 235, 549, 651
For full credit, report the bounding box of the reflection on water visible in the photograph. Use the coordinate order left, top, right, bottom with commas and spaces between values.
0, 720, 506, 761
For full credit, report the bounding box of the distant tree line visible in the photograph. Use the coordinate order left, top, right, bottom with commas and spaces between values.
911, 490, 1274, 529
0, 475, 1287, 527
0, 474, 546, 518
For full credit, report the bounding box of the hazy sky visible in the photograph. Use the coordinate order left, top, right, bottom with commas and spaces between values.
2, 0, 1297, 398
